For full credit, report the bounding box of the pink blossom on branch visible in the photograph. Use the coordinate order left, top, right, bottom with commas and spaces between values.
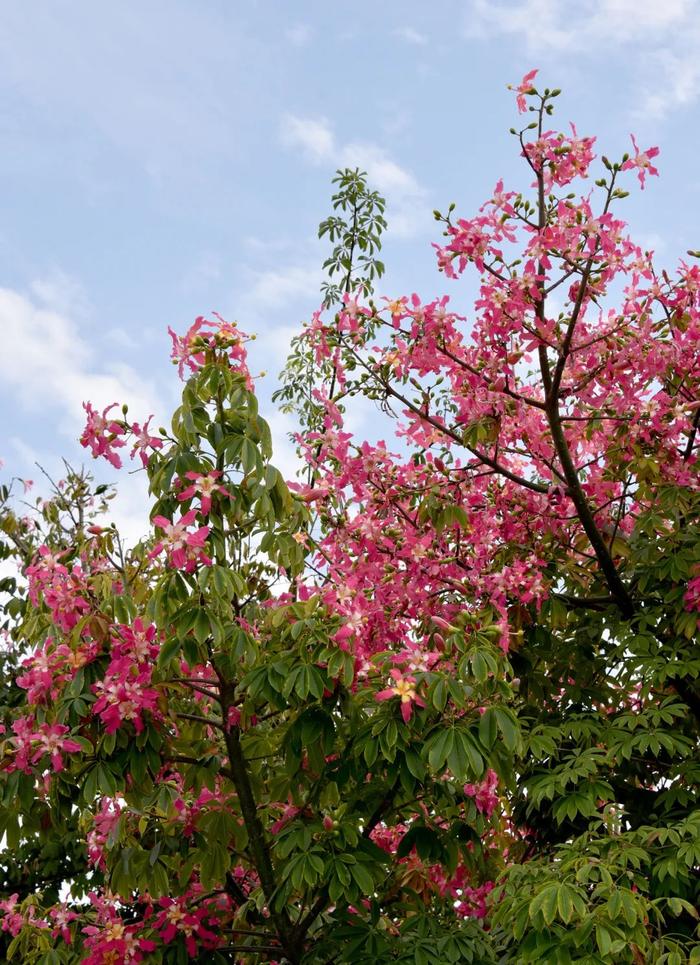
129, 416, 164, 468
464, 768, 500, 818
509, 68, 538, 113
177, 470, 229, 516
621, 134, 660, 189
80, 402, 126, 469
376, 669, 426, 723
92, 660, 160, 734
168, 313, 253, 387
5, 716, 82, 774
149, 510, 212, 571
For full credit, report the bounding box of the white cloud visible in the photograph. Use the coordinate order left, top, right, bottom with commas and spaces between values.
601, 0, 692, 31
639, 42, 700, 118
0, 283, 163, 435
465, 0, 694, 49
281, 115, 335, 163
0, 280, 164, 547
244, 265, 322, 312
9, 435, 41, 468
464, 0, 571, 48
266, 408, 304, 484
104, 327, 139, 350
464, 0, 700, 118
30, 268, 92, 319
281, 114, 429, 238
395, 26, 428, 46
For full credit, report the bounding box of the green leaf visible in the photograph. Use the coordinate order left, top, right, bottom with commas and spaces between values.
349, 861, 375, 895
193, 608, 211, 644
530, 884, 559, 926
240, 437, 259, 475
479, 708, 498, 750
158, 636, 182, 667
428, 728, 455, 772
595, 924, 612, 957
494, 706, 519, 752
557, 885, 574, 924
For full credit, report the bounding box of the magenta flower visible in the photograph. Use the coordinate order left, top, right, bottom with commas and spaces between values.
49, 904, 79, 944
92, 660, 160, 734
168, 314, 253, 386
685, 571, 700, 612
376, 669, 426, 723
8, 717, 82, 774
177, 470, 229, 515
129, 416, 164, 468
150, 510, 212, 571
621, 134, 660, 189
80, 402, 126, 469
511, 68, 538, 114
464, 769, 500, 817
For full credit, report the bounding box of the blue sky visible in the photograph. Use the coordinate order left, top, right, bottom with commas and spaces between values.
1, 0, 699, 539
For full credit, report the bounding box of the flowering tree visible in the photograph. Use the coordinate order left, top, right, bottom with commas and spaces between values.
278, 73, 700, 961
0, 73, 698, 965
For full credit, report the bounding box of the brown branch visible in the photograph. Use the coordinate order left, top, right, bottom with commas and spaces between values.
380, 381, 551, 494
175, 711, 225, 731
218, 680, 300, 963
163, 755, 234, 781
683, 406, 700, 460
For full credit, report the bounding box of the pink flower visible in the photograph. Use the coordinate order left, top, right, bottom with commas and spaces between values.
7, 717, 82, 773
92, 658, 160, 734
464, 769, 500, 817
30, 723, 82, 772
49, 904, 79, 943
685, 571, 700, 612
0, 894, 23, 937
80, 402, 126, 469
150, 510, 212, 571
376, 669, 425, 723
177, 470, 229, 515
168, 315, 252, 386
511, 68, 538, 113
153, 897, 221, 957
270, 800, 303, 834
129, 416, 164, 468
621, 134, 659, 189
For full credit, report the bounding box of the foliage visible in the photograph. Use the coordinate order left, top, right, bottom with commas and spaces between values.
273, 167, 386, 464
0, 72, 698, 964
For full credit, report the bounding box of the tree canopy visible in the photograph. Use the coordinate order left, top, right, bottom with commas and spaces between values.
0, 72, 698, 964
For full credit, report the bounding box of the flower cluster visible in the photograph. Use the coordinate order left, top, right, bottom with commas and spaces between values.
3, 717, 82, 773
168, 313, 252, 386
150, 510, 212, 571
80, 402, 126, 469
92, 620, 161, 733
464, 768, 500, 818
